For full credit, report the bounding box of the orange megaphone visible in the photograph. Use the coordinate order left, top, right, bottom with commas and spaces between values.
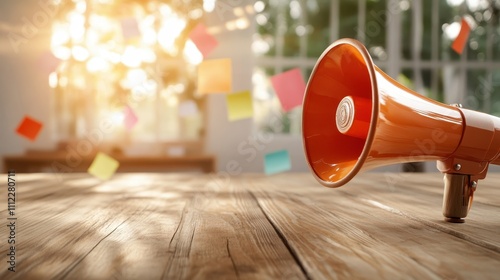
302, 38, 500, 223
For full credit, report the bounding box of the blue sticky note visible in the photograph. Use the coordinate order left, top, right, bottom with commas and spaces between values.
264, 150, 291, 175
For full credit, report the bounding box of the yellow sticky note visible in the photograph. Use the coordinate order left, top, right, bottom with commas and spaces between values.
197, 58, 232, 94
88, 152, 119, 180
226, 90, 254, 121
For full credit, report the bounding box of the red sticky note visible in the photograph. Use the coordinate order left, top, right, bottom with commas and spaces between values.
123, 105, 138, 130
270, 68, 306, 111
189, 24, 218, 58
452, 18, 471, 54
16, 116, 43, 141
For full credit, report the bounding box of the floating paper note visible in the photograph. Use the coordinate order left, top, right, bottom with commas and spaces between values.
226, 90, 254, 121
452, 18, 471, 54
38, 51, 60, 74
16, 116, 43, 141
88, 152, 119, 180
178, 100, 199, 117
270, 68, 306, 112
189, 23, 218, 58
123, 105, 138, 130
264, 150, 291, 175
121, 18, 141, 39
198, 58, 232, 94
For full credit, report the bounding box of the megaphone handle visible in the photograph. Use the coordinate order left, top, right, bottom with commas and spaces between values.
442, 174, 475, 223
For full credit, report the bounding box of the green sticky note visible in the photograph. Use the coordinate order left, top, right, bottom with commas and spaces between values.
226, 90, 254, 121
264, 150, 291, 175
88, 152, 119, 180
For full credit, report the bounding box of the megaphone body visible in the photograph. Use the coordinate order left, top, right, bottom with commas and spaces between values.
302, 38, 500, 222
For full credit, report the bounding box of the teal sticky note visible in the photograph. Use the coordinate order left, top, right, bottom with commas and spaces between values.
264, 150, 291, 175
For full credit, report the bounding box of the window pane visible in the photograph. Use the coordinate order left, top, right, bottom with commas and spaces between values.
401, 2, 412, 60
339, 0, 358, 39
255, 0, 276, 57
467, 5, 489, 61
467, 70, 491, 113
365, 0, 387, 61
440, 2, 463, 61
491, 70, 500, 116
307, 0, 331, 57
283, 1, 301, 57
421, 0, 434, 60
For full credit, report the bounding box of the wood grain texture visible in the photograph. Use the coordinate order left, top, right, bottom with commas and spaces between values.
0, 172, 499, 279
240, 173, 500, 279
0, 173, 303, 280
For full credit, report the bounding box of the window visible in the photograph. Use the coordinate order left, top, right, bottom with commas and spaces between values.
253, 0, 500, 135
49, 0, 206, 146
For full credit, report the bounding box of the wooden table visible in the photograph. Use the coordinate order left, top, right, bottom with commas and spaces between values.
1, 172, 499, 279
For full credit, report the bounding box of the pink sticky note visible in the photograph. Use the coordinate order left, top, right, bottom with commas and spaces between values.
124, 106, 138, 130
121, 18, 141, 39
270, 68, 306, 112
452, 18, 471, 55
189, 24, 218, 58
16, 115, 43, 141
38, 51, 60, 74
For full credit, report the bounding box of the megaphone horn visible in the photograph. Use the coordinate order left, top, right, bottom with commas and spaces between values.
302, 38, 500, 223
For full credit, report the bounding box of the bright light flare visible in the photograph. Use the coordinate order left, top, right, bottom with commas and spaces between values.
72, 45, 90, 61
183, 40, 203, 65
121, 46, 142, 67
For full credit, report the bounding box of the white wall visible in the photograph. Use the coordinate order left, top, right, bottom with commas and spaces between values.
0, 0, 55, 172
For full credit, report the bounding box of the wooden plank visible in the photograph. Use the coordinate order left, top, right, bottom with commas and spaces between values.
348, 173, 500, 250
245, 174, 500, 279
160, 177, 305, 279
0, 173, 305, 279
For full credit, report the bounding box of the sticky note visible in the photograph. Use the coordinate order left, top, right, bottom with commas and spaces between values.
226, 90, 254, 121
264, 150, 292, 175
87, 152, 119, 180
16, 116, 43, 141
38, 51, 60, 73
179, 100, 199, 117
270, 68, 306, 111
123, 105, 138, 130
189, 23, 218, 58
198, 58, 232, 94
452, 18, 471, 54
121, 18, 141, 39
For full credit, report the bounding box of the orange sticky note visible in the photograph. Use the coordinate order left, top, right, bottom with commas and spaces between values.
270, 68, 306, 111
16, 116, 43, 141
88, 152, 120, 180
197, 58, 232, 94
189, 24, 218, 58
452, 18, 471, 54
